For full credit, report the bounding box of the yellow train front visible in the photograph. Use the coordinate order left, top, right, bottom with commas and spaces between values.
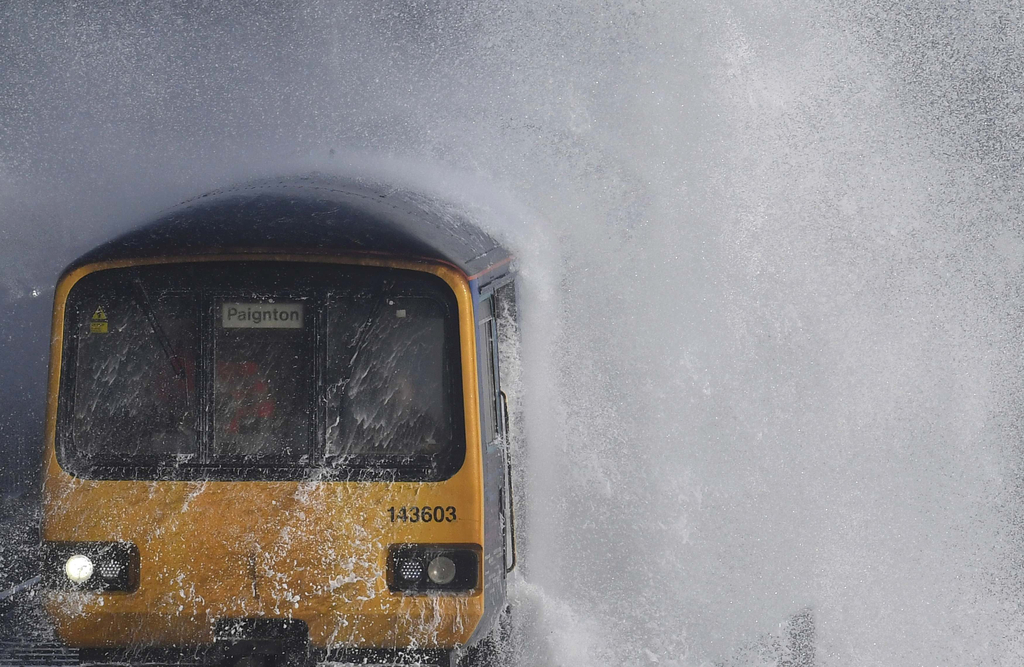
39, 175, 517, 667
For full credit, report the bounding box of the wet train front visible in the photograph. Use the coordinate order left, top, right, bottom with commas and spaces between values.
39, 176, 517, 667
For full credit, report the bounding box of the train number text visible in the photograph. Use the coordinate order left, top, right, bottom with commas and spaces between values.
388, 506, 457, 523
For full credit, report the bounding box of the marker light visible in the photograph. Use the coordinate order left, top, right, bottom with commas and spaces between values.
397, 558, 425, 583
97, 560, 123, 580
65, 555, 94, 584
427, 556, 456, 585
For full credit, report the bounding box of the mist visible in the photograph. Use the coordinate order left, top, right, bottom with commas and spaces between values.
3, 1, 1024, 665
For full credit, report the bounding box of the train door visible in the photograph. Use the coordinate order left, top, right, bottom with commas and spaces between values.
476, 287, 516, 578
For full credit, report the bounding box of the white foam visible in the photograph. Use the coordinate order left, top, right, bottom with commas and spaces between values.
3, 2, 1022, 664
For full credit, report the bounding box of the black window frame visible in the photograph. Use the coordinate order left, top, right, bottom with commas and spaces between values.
56, 261, 466, 483
476, 295, 501, 446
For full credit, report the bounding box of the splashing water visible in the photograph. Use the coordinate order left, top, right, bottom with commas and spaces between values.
2, 1, 1024, 665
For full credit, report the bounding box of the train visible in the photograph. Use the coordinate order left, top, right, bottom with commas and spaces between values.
37, 174, 519, 667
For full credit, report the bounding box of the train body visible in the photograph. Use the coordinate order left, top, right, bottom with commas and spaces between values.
39, 175, 518, 666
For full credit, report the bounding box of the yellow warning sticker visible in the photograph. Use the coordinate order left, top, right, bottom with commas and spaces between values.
90, 306, 108, 334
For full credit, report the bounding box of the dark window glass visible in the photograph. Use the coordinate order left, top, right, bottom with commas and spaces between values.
325, 292, 455, 471
58, 262, 464, 481
477, 297, 499, 443
212, 298, 312, 465
69, 283, 198, 468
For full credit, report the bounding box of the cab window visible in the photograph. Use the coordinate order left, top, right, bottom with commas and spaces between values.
476, 296, 499, 444
211, 298, 312, 465
325, 292, 453, 466
69, 283, 198, 468
59, 263, 464, 481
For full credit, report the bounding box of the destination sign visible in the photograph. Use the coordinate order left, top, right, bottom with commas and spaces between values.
222, 302, 304, 329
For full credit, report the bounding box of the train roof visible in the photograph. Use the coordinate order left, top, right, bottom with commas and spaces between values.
71, 173, 514, 290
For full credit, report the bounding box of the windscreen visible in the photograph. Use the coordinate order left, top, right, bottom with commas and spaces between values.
326, 293, 451, 464
69, 286, 198, 468
212, 298, 312, 466
58, 262, 464, 481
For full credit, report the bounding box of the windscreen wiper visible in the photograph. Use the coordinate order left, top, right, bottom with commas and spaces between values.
131, 277, 192, 412
334, 284, 392, 398
347, 285, 393, 368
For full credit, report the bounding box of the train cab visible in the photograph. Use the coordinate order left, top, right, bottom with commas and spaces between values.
39, 174, 518, 667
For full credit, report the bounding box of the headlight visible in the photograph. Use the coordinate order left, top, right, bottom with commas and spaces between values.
427, 556, 456, 585
64, 554, 94, 584
387, 545, 480, 594
42, 542, 139, 592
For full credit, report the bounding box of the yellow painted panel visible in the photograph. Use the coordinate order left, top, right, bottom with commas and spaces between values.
42, 254, 484, 649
